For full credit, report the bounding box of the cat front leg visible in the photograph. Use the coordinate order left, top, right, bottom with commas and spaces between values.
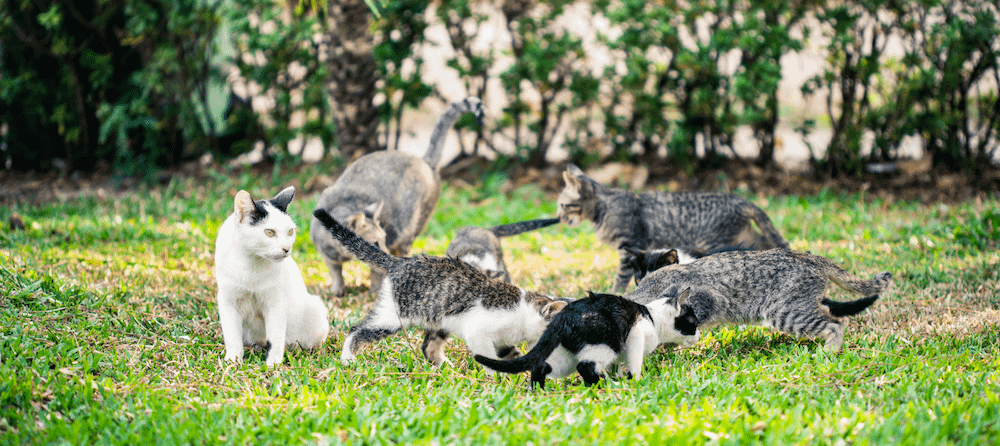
623, 329, 651, 380
217, 290, 245, 363
262, 300, 289, 367
321, 256, 346, 296
612, 249, 639, 293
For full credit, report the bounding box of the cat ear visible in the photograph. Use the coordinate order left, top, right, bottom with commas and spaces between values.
562, 171, 582, 197
366, 201, 385, 221
622, 245, 646, 257
541, 300, 568, 318
674, 288, 692, 309
345, 212, 367, 230
566, 164, 586, 177
234, 190, 255, 223
652, 250, 679, 271
269, 186, 295, 213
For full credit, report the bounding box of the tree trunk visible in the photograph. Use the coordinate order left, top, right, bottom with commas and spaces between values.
326, 0, 381, 161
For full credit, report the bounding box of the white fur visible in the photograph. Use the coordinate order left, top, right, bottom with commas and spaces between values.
214, 188, 329, 367
341, 286, 551, 373
675, 249, 698, 265
460, 253, 499, 273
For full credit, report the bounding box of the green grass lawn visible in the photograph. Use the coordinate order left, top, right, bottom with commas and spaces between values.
2, 163, 998, 445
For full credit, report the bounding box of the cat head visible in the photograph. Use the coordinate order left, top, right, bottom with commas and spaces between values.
649, 288, 700, 347
529, 294, 571, 321
623, 246, 681, 285
232, 186, 298, 262
557, 164, 600, 226
343, 201, 389, 253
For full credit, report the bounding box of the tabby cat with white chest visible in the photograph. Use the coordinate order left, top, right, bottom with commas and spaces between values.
214, 187, 329, 367
312, 209, 570, 370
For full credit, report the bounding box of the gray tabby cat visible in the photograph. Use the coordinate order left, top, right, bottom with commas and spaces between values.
557, 164, 788, 293
475, 291, 699, 389
625, 248, 893, 351
310, 97, 484, 295
445, 217, 560, 283
312, 209, 570, 369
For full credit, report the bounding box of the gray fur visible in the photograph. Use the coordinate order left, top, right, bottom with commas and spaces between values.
313, 209, 570, 368
311, 97, 484, 295
625, 248, 893, 351
445, 218, 560, 283
557, 164, 788, 293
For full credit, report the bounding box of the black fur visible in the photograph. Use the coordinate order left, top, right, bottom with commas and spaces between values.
822, 295, 880, 317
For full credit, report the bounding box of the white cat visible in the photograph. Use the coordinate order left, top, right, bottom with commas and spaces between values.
214, 186, 329, 367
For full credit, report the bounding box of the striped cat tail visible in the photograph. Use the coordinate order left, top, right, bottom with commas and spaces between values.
313, 209, 396, 271
422, 97, 484, 171
489, 218, 560, 238
827, 268, 894, 297
745, 205, 789, 249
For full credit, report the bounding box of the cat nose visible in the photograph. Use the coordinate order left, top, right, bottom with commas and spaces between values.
282, 247, 290, 254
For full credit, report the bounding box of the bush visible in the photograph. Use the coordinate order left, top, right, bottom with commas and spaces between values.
0, 0, 234, 176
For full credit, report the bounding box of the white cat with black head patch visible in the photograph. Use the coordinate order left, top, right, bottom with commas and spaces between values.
214, 186, 329, 367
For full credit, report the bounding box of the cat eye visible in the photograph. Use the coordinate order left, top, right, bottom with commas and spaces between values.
264, 229, 276, 237
287, 229, 295, 236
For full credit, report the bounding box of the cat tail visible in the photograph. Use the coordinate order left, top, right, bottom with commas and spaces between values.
313, 209, 396, 271
821, 295, 880, 317
822, 269, 893, 316
489, 218, 560, 238
422, 97, 485, 172
743, 206, 789, 249
473, 319, 564, 374
826, 268, 894, 297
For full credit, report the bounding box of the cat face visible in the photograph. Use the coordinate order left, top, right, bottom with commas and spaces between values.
624, 247, 681, 285
650, 288, 701, 347
233, 187, 299, 262
557, 166, 596, 226
345, 201, 389, 253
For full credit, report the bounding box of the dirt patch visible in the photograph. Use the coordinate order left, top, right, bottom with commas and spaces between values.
480, 158, 1000, 204
3, 157, 999, 207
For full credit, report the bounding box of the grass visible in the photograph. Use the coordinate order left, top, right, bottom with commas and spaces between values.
1, 161, 999, 444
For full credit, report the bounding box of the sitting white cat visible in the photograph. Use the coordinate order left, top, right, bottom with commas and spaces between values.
214, 186, 329, 366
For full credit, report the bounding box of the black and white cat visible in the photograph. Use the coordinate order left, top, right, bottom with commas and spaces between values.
312, 209, 570, 369
474, 291, 699, 389
214, 187, 329, 367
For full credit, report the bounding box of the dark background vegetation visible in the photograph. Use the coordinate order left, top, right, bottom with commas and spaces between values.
1, 0, 998, 184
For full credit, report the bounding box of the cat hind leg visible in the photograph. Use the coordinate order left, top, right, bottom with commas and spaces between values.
421, 329, 451, 367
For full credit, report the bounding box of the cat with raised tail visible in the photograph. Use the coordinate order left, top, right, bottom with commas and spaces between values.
557, 164, 788, 292
312, 209, 570, 369
625, 248, 893, 351
474, 291, 699, 389
214, 187, 329, 367
311, 97, 485, 295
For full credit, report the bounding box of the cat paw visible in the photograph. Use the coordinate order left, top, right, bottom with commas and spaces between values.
224, 352, 243, 363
